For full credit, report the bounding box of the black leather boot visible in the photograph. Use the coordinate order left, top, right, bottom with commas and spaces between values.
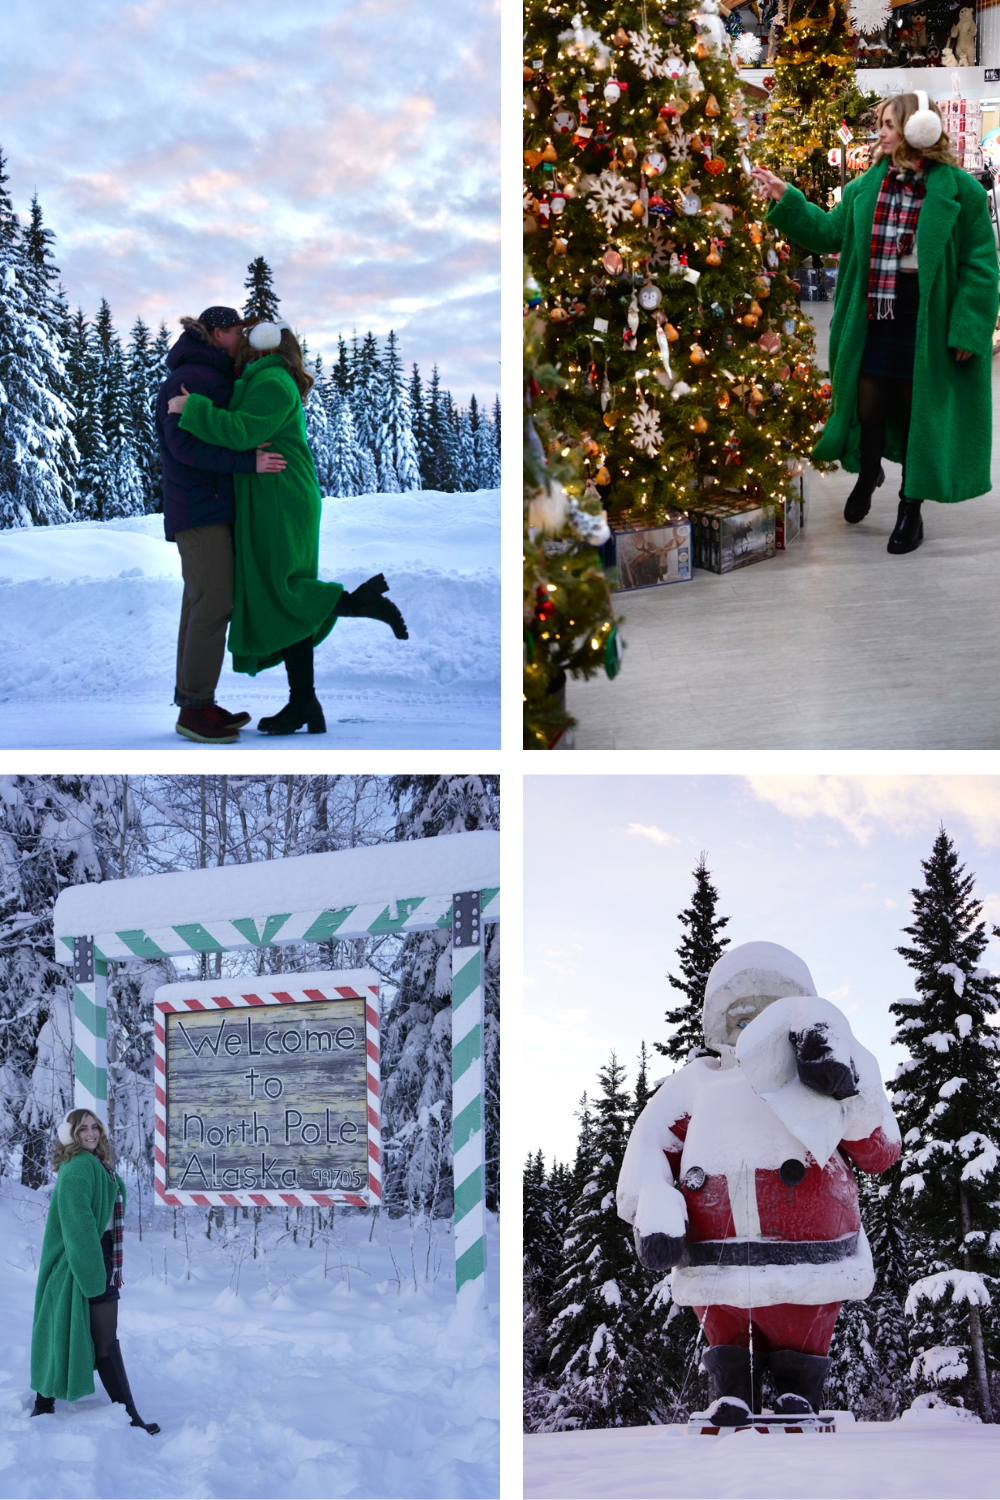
96, 1339, 160, 1433
702, 1344, 764, 1424
768, 1349, 832, 1417
335, 574, 408, 639
843, 464, 884, 524
887, 498, 923, 554
31, 1393, 55, 1416
258, 638, 326, 735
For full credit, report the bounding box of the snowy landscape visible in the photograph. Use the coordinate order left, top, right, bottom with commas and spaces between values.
0, 1180, 500, 1500
0, 490, 499, 748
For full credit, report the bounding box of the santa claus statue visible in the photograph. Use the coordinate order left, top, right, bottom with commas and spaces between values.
617, 941, 900, 1425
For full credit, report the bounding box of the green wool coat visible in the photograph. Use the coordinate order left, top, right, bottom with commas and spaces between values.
30, 1150, 125, 1402
178, 355, 344, 674
767, 159, 999, 503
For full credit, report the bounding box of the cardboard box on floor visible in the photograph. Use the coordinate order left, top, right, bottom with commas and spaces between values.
688, 496, 776, 574
601, 511, 693, 591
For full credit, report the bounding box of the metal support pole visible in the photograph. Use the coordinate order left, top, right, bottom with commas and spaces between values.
451, 890, 487, 1314
72, 936, 108, 1124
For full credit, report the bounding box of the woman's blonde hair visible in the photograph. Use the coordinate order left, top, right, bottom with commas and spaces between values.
236, 321, 315, 402
873, 95, 960, 170
52, 1108, 113, 1170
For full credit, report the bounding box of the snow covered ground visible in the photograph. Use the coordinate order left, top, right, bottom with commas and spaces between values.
524, 1420, 1000, 1499
0, 1179, 499, 1499
0, 490, 499, 749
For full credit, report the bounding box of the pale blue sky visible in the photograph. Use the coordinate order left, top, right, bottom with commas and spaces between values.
0, 0, 498, 402
524, 776, 1000, 1167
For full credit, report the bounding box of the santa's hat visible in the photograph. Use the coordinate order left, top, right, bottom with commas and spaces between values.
248, 321, 291, 350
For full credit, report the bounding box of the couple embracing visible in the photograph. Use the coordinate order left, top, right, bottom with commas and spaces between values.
156, 306, 407, 743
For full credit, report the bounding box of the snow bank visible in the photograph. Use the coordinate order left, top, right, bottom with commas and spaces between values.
0, 1179, 499, 1499
0, 491, 499, 749
524, 1421, 1000, 1498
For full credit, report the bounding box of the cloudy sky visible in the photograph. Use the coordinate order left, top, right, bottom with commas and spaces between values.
524, 775, 1000, 1165
0, 0, 498, 402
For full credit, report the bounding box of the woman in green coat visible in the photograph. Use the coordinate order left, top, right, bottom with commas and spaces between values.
30, 1109, 159, 1433
753, 91, 998, 555
169, 322, 408, 735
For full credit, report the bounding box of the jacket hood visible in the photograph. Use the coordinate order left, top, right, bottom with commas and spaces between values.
166, 330, 234, 374
703, 941, 817, 1064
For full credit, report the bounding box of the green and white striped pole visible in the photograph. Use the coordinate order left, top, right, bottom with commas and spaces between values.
451, 890, 486, 1316
72, 936, 108, 1124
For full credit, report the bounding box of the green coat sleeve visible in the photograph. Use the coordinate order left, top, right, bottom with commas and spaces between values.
947, 182, 999, 357
59, 1156, 108, 1299
179, 374, 298, 451
766, 183, 847, 255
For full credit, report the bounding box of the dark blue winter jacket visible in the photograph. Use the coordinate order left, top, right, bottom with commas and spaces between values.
155, 331, 256, 540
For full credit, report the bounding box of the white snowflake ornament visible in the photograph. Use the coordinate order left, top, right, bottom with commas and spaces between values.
734, 32, 764, 64
587, 171, 638, 228
646, 227, 671, 269
630, 397, 663, 455
848, 0, 891, 34
627, 28, 664, 79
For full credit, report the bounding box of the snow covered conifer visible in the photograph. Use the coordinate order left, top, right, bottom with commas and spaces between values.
861, 1171, 913, 1418
327, 392, 362, 497
655, 854, 730, 1065
351, 330, 382, 460
377, 330, 421, 492
242, 255, 281, 321
889, 828, 1000, 1421
127, 317, 159, 512
95, 304, 144, 518
524, 1150, 566, 1379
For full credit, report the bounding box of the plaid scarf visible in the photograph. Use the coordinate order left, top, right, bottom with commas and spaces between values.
99, 1155, 124, 1287
868, 162, 926, 321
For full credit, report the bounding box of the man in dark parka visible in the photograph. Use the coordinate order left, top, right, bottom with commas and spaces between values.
155, 305, 285, 744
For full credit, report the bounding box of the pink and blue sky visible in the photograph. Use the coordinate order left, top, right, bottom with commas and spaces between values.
0, 0, 498, 401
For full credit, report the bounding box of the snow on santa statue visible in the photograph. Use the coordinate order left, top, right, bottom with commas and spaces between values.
617, 941, 900, 1426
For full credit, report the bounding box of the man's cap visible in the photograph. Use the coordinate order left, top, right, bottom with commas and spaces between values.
199, 306, 244, 333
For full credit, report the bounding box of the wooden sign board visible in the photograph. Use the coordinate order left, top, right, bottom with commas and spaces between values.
153, 970, 381, 1208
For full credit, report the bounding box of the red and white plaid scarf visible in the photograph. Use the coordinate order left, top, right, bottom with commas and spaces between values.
868, 162, 926, 320
99, 1156, 124, 1287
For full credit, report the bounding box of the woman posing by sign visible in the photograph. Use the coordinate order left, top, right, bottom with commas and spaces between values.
753, 91, 998, 556
29, 1109, 160, 1434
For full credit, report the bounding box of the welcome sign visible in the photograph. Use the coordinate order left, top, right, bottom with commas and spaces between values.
153, 970, 381, 1208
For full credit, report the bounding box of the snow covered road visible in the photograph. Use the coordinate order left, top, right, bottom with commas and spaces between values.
0, 1181, 499, 1499
524, 1420, 1000, 1499
0, 490, 499, 749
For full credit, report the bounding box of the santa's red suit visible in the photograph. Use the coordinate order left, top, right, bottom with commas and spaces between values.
617, 942, 901, 1420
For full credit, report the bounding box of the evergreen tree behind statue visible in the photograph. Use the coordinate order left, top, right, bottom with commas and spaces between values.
655, 852, 730, 1064
889, 828, 1000, 1421
523, 0, 831, 531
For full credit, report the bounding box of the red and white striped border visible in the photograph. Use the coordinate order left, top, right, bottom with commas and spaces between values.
153, 972, 382, 1210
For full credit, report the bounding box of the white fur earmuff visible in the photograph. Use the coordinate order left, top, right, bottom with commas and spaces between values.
57, 1116, 75, 1145
904, 89, 943, 149
248, 321, 289, 350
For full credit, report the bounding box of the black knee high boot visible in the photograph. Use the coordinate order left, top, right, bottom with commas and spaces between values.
96, 1339, 160, 1434
334, 574, 408, 639
257, 638, 326, 735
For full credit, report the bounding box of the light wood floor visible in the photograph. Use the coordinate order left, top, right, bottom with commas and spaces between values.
566, 304, 1000, 750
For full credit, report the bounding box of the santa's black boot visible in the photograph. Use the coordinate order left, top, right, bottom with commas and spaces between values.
258, 638, 326, 735
31, 1394, 55, 1416
768, 1349, 832, 1417
702, 1345, 764, 1425
96, 1339, 160, 1434
335, 574, 408, 639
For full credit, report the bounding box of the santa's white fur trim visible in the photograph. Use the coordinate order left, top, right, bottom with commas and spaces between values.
904, 90, 943, 149
248, 321, 290, 350
671, 1226, 876, 1307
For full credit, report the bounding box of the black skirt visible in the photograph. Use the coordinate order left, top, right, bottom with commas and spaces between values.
89, 1230, 120, 1305
860, 271, 919, 381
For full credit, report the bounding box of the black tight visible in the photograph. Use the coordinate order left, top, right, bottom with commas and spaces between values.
857, 375, 915, 498
90, 1298, 118, 1360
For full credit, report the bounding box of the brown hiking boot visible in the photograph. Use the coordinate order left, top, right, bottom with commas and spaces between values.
175, 705, 240, 744
215, 704, 252, 728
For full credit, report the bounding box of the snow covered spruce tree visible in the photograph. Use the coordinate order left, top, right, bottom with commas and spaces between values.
889, 828, 1000, 1421
377, 329, 421, 492
379, 776, 500, 1219
655, 853, 730, 1065
524, 1150, 569, 1381
242, 255, 281, 321
541, 1053, 669, 1429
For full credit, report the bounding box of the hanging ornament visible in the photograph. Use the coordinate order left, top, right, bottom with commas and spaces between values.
549, 306, 569, 322
630, 392, 663, 456
705, 240, 722, 267
613, 26, 629, 46
648, 192, 670, 219
638, 281, 662, 311
678, 186, 702, 215
642, 150, 668, 178
595, 465, 611, 485
600, 371, 611, 411
717, 388, 730, 409
749, 223, 764, 246
603, 248, 624, 277
621, 137, 638, 164
631, 197, 646, 219
627, 28, 666, 80
723, 433, 742, 464
604, 80, 623, 104
777, 364, 791, 381
550, 190, 567, 215
704, 94, 720, 117
704, 158, 726, 177
552, 110, 577, 134
552, 237, 569, 257
692, 414, 709, 433
686, 59, 704, 94
759, 329, 781, 354
603, 409, 621, 428
663, 322, 680, 342
767, 247, 780, 269
820, 381, 833, 400
669, 252, 682, 275
671, 379, 692, 399
624, 290, 640, 350
655, 321, 673, 380
587, 171, 637, 229
689, 343, 706, 363
541, 140, 558, 163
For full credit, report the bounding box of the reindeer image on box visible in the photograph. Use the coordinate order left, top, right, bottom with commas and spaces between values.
617, 942, 900, 1433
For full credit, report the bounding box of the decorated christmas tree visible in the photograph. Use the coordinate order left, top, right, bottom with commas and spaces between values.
524, 270, 621, 750
759, 0, 876, 203
523, 0, 832, 532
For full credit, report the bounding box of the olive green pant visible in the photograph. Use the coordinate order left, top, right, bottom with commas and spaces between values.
174, 524, 235, 707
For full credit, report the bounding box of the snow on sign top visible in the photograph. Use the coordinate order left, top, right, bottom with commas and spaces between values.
53, 831, 500, 961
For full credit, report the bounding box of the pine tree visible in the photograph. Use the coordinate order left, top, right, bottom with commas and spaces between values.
94, 301, 144, 518
242, 255, 281, 321
524, 1150, 566, 1379
326, 392, 362, 497
351, 330, 383, 469
127, 316, 159, 512
68, 309, 106, 519
18, 193, 78, 515
303, 353, 333, 493
422, 365, 447, 490
377, 330, 421, 492
471, 393, 496, 490
491, 394, 502, 486
863, 1170, 913, 1419
334, 335, 351, 398
889, 828, 1000, 1421
522, 2, 831, 529
409, 363, 429, 483
631, 1040, 654, 1124
656, 854, 731, 1064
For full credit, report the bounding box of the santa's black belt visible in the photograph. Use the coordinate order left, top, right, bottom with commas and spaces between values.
686, 1232, 859, 1266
